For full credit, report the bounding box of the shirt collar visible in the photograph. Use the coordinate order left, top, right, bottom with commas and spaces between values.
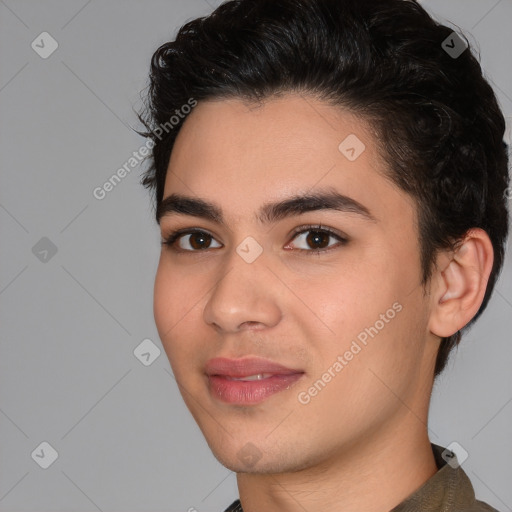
391, 443, 477, 512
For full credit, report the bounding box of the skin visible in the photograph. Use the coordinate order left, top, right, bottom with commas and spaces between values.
153, 93, 494, 512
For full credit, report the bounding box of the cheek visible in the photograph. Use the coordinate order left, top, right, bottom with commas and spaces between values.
302, 256, 423, 373
292, 267, 394, 342
153, 260, 198, 364
154, 256, 204, 328
153, 262, 175, 336
350, 290, 429, 395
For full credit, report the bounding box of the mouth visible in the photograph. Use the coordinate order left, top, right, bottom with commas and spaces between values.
205, 357, 305, 405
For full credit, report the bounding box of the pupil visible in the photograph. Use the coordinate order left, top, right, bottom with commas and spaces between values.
307, 231, 328, 249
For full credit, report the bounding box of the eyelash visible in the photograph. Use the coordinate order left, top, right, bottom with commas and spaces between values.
161, 224, 348, 255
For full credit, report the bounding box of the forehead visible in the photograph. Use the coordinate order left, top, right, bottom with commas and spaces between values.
162, 94, 414, 226
168, 94, 377, 174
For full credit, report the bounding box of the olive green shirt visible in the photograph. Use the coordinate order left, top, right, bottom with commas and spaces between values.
223, 444, 500, 512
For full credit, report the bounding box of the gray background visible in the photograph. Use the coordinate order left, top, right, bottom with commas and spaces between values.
0, 0, 511, 511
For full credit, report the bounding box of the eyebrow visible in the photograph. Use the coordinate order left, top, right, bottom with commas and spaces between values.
156, 187, 376, 225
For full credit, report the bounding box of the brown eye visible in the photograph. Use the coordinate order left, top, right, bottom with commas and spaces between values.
305, 230, 331, 249
162, 230, 222, 251
186, 232, 213, 250
286, 226, 347, 253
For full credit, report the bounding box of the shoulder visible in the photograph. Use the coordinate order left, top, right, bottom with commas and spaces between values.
465, 499, 502, 512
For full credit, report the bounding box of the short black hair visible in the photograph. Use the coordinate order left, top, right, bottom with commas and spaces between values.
138, 0, 510, 376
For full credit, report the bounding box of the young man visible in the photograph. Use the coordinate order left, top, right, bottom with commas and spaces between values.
138, 0, 509, 510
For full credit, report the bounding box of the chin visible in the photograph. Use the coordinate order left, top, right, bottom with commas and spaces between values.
213, 453, 288, 474
206, 436, 316, 475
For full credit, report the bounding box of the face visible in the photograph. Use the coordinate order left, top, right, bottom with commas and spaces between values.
154, 94, 439, 473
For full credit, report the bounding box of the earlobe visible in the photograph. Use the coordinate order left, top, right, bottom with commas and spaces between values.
429, 229, 494, 338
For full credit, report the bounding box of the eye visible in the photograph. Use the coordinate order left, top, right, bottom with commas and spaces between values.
161, 224, 348, 254
285, 225, 348, 253
161, 229, 222, 251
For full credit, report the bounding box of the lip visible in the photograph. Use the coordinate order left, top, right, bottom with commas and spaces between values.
205, 357, 302, 378
205, 357, 305, 405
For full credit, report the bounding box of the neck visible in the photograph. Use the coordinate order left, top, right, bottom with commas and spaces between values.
236, 420, 437, 512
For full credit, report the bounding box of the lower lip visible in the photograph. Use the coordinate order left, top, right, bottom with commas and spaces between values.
208, 374, 304, 405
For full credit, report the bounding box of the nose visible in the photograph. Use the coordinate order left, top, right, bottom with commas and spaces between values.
202, 245, 282, 333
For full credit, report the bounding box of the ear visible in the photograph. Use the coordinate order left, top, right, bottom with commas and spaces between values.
428, 228, 494, 338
